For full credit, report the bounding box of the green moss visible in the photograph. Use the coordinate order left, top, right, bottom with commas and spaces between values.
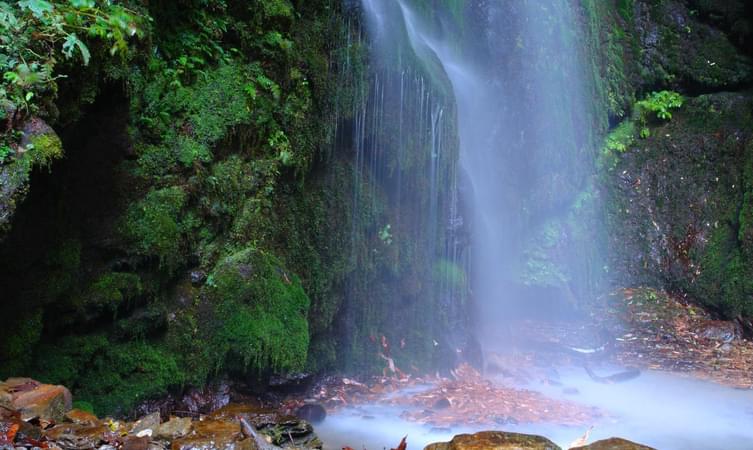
72, 401, 95, 414
205, 248, 310, 372
32, 335, 184, 415
81, 272, 143, 316
433, 259, 467, 289
0, 309, 42, 378
27, 133, 64, 168
123, 186, 191, 271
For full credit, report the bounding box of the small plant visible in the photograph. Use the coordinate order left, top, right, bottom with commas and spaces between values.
635, 90, 684, 138
378, 224, 393, 245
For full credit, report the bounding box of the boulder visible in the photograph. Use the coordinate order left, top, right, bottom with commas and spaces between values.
571, 438, 655, 450
44, 423, 110, 450
424, 431, 561, 450
130, 413, 161, 436
171, 419, 256, 450
155, 417, 192, 440
0, 378, 72, 422
64, 410, 101, 426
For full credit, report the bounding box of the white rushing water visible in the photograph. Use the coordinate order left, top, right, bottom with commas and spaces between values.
317, 369, 753, 449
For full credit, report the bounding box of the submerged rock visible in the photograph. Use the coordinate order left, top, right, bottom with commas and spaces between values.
171, 420, 253, 450
571, 437, 656, 450
424, 431, 561, 450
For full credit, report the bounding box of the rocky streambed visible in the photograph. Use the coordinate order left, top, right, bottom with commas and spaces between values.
0, 376, 660, 450
0, 378, 321, 450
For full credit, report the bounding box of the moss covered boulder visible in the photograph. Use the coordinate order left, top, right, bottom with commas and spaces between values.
0, 117, 63, 238
606, 92, 753, 320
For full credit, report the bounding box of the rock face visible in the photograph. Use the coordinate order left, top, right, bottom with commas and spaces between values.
424, 431, 561, 450
0, 378, 72, 422
572, 437, 656, 450
605, 93, 753, 322
0, 117, 63, 238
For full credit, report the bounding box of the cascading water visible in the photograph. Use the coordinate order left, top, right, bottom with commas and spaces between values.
374, 0, 601, 348
328, 1, 471, 372
316, 2, 753, 449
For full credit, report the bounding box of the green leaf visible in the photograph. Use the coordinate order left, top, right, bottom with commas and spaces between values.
68, 0, 95, 8
18, 0, 54, 18
62, 34, 90, 65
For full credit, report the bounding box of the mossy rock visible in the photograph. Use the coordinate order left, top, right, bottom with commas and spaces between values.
203, 248, 310, 373
606, 92, 753, 319
0, 118, 63, 238
30, 335, 184, 415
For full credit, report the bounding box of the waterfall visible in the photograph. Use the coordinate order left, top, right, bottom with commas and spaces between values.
328, 0, 470, 371
360, 0, 601, 353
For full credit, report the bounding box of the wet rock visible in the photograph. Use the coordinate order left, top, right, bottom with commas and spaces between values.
571, 437, 655, 450
0, 378, 72, 422
189, 271, 207, 286
65, 410, 101, 426
432, 398, 451, 410
171, 420, 254, 450
123, 436, 149, 450
293, 404, 326, 424
699, 320, 740, 343
155, 417, 192, 440
424, 431, 561, 450
208, 405, 320, 449
130, 413, 160, 436
267, 374, 312, 394
44, 423, 110, 450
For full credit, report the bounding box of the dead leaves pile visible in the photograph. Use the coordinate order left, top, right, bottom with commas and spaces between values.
604, 288, 753, 389
386, 364, 600, 427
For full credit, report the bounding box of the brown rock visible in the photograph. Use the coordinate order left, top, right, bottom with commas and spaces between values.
171, 420, 256, 450
0, 378, 72, 422
44, 423, 110, 449
571, 437, 656, 450
155, 417, 192, 439
123, 436, 150, 450
424, 431, 561, 450
64, 410, 100, 426
131, 412, 161, 435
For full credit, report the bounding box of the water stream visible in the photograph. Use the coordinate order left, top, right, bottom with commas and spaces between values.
317, 369, 753, 449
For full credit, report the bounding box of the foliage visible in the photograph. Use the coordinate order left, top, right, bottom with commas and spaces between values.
636, 90, 684, 121
123, 186, 193, 272
32, 334, 184, 415
0, 0, 143, 130
204, 248, 311, 373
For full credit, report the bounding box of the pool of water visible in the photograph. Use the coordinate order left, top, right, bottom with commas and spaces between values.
315, 368, 753, 449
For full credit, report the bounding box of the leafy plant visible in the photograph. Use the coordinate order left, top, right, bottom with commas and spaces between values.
635, 90, 684, 138
0, 0, 143, 122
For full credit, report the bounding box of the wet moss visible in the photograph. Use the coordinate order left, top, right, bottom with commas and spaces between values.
123, 186, 191, 272
32, 335, 184, 415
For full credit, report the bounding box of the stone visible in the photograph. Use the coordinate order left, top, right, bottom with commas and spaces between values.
130, 413, 160, 436
571, 438, 656, 450
189, 270, 207, 286
65, 410, 101, 426
171, 420, 256, 450
0, 378, 72, 422
155, 417, 192, 440
293, 404, 326, 424
44, 423, 110, 450
123, 436, 149, 450
424, 431, 561, 450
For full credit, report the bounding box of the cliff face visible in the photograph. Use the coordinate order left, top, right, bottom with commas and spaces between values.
0, 0, 471, 414
586, 0, 753, 328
